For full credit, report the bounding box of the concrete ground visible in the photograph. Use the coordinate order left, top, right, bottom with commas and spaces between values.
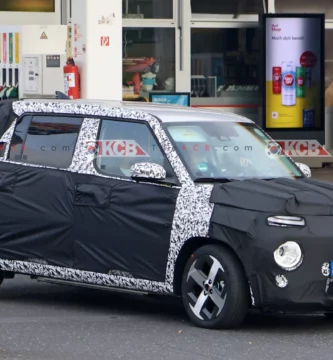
311, 167, 333, 182
1, 275, 333, 360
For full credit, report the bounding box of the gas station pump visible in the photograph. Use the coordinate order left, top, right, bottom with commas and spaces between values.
0, 24, 68, 100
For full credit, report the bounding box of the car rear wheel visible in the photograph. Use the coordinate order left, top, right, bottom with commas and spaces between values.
181, 244, 249, 329
0, 271, 3, 286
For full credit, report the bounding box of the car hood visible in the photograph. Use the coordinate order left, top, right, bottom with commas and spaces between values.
210, 177, 333, 216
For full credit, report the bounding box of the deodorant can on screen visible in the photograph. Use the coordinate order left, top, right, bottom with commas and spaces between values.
306, 68, 311, 88
272, 66, 281, 94
281, 61, 296, 106
296, 66, 306, 98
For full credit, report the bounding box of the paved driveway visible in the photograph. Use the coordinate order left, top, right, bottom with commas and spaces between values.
311, 167, 333, 182
0, 275, 333, 360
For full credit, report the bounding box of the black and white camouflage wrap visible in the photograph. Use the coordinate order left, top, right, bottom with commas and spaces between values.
130, 162, 166, 179
0, 100, 214, 294
0, 120, 17, 161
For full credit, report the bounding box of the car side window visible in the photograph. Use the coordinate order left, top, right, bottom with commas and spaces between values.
8, 115, 83, 169
95, 119, 177, 182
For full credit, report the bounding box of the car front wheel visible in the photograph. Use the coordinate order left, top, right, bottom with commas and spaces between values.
181, 244, 249, 329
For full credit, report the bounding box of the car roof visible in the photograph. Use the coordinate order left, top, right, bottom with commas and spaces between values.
14, 98, 254, 124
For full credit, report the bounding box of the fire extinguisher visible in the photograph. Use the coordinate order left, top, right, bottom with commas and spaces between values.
64, 57, 80, 99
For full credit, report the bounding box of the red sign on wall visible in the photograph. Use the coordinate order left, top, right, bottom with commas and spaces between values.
100, 36, 110, 46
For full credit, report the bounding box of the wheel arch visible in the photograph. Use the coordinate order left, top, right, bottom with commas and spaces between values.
172, 236, 249, 297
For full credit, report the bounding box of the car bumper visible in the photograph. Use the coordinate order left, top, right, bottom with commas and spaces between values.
246, 216, 333, 312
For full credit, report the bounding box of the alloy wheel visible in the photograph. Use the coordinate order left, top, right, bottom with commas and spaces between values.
185, 255, 227, 321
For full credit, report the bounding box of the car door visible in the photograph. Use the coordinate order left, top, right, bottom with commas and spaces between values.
0, 113, 83, 268
72, 117, 181, 282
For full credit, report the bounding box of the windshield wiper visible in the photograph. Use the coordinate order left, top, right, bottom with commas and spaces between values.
194, 177, 238, 183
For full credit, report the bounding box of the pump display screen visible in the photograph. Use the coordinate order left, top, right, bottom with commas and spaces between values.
46, 55, 61, 68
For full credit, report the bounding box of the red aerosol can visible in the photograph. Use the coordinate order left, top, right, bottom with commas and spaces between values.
272, 66, 282, 94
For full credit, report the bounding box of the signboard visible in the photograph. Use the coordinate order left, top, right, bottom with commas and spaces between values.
275, 140, 331, 157
261, 14, 325, 130
100, 36, 110, 46
0, 0, 55, 12
149, 92, 190, 107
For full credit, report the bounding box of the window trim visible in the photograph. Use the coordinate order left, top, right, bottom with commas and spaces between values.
122, 26, 177, 97
273, 0, 333, 21
93, 116, 181, 187
122, 20, 176, 28
189, 24, 261, 104
122, 0, 177, 21
190, 20, 259, 28
191, 14, 260, 23
8, 113, 84, 169
189, 0, 265, 22
8, 114, 32, 162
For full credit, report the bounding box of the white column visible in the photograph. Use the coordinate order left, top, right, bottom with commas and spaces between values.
71, 0, 122, 100
267, 0, 276, 13
175, 0, 191, 92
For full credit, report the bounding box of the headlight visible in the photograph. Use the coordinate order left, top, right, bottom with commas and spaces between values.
273, 241, 303, 271
267, 216, 305, 227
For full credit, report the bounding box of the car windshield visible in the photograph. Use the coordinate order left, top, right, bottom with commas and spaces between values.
162, 121, 304, 181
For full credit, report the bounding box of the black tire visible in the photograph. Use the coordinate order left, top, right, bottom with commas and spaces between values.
181, 244, 249, 329
0, 271, 3, 286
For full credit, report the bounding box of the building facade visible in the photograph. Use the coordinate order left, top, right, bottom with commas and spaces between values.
0, 0, 332, 125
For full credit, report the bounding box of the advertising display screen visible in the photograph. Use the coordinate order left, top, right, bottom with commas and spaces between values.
149, 92, 190, 107
262, 14, 324, 130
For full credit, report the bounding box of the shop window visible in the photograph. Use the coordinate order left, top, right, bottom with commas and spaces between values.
0, 0, 55, 12
275, 0, 333, 19
191, 0, 264, 14
122, 0, 173, 19
325, 29, 333, 106
9, 115, 83, 168
190, 28, 260, 98
122, 28, 175, 96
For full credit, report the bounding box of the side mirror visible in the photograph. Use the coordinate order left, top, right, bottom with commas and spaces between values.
295, 162, 311, 178
131, 162, 166, 180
